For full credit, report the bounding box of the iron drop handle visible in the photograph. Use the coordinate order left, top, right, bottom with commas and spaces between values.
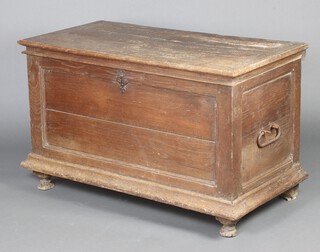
257, 123, 281, 148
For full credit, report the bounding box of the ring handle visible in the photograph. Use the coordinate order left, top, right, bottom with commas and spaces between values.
257, 123, 281, 148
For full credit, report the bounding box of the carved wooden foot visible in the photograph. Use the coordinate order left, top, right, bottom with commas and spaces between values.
33, 171, 55, 191
216, 217, 238, 238
280, 185, 299, 201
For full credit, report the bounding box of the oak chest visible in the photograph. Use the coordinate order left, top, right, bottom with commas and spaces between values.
19, 21, 308, 237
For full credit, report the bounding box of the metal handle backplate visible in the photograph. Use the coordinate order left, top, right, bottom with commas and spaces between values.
257, 123, 281, 148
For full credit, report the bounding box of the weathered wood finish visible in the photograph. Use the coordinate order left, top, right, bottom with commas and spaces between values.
44, 67, 216, 140
19, 21, 308, 237
19, 21, 307, 77
242, 73, 293, 185
46, 110, 216, 181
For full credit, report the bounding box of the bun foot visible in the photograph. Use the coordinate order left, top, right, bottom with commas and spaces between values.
33, 171, 55, 191
280, 185, 299, 201
216, 217, 238, 238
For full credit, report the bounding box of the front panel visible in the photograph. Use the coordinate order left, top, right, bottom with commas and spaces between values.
39, 58, 218, 194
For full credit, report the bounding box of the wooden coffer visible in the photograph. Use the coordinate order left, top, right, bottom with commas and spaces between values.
19, 21, 308, 237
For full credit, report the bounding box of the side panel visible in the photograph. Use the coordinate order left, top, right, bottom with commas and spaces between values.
241, 67, 295, 189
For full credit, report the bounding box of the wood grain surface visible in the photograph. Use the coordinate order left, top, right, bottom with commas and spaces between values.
18, 21, 308, 77
242, 72, 293, 185
44, 68, 216, 140
45, 110, 216, 181
19, 21, 308, 237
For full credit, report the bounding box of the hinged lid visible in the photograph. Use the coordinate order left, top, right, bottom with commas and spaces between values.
18, 21, 308, 77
